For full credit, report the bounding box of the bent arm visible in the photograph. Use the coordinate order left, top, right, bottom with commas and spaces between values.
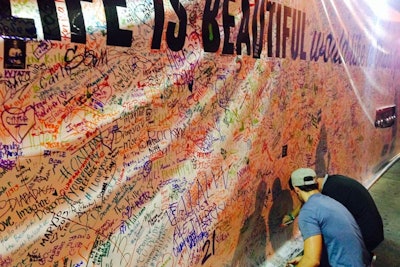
296, 234, 322, 267
282, 204, 302, 225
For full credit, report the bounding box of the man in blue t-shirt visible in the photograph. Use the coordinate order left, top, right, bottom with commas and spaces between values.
320, 174, 383, 252
287, 168, 371, 267
282, 172, 383, 259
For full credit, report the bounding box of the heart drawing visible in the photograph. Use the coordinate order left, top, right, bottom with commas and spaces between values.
2, 106, 36, 143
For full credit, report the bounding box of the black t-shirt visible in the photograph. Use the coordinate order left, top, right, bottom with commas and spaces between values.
322, 174, 384, 251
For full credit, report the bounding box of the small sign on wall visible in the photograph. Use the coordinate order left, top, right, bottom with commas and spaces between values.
3, 38, 26, 69
375, 105, 396, 128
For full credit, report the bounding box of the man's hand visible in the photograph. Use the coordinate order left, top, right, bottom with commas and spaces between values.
287, 255, 302, 266
281, 214, 294, 227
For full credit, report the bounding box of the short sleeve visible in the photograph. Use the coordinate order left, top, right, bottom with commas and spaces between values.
298, 205, 322, 240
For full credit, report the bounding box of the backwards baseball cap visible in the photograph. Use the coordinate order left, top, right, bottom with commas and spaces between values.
291, 168, 317, 187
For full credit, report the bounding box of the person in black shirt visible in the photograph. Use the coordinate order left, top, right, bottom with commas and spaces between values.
282, 172, 384, 258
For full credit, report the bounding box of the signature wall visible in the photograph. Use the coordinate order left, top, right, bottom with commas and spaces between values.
0, 0, 399, 266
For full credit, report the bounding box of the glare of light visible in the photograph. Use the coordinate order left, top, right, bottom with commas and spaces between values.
363, 0, 400, 22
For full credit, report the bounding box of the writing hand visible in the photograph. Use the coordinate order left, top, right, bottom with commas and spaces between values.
287, 255, 302, 266
281, 214, 294, 227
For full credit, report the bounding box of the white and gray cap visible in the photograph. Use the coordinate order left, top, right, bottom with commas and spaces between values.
291, 168, 317, 187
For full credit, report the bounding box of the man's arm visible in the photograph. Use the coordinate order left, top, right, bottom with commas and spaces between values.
281, 204, 302, 226
288, 235, 322, 267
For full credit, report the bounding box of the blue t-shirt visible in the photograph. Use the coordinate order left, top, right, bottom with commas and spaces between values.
298, 193, 371, 266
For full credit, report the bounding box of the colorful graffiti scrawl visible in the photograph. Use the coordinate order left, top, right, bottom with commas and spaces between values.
0, 0, 399, 266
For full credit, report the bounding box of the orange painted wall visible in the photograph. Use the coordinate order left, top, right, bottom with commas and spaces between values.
0, 0, 399, 266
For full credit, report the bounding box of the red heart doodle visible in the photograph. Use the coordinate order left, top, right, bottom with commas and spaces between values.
1, 106, 36, 143
91, 84, 113, 111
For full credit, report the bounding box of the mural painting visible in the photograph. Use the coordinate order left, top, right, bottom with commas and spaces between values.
0, 0, 399, 266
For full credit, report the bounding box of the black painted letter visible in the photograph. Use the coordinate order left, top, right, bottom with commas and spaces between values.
152, 0, 165, 49
252, 0, 265, 58
103, 0, 132, 47
167, 0, 187, 51
202, 0, 220, 52
38, 0, 61, 40
0, 0, 36, 39
65, 0, 91, 44
222, 0, 235, 55
236, 0, 251, 55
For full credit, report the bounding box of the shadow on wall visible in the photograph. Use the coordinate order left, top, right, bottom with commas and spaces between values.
231, 181, 268, 267
268, 178, 294, 252
315, 124, 329, 177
